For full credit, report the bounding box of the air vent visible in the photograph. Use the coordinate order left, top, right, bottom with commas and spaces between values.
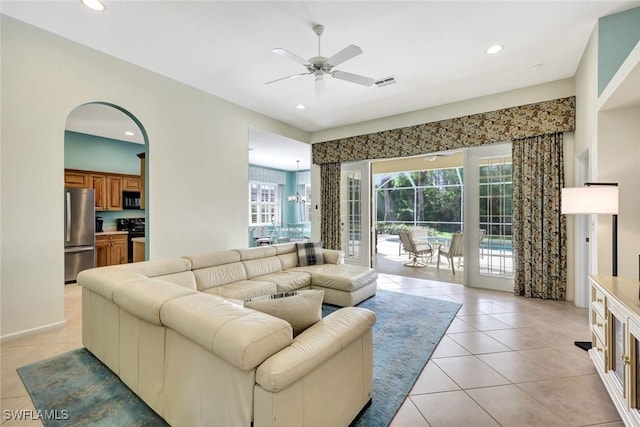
374, 76, 397, 87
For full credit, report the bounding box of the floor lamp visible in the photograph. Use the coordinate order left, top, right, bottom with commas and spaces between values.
561, 182, 619, 351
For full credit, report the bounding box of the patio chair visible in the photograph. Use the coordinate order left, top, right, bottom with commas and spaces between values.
398, 229, 433, 267
437, 231, 464, 274
479, 229, 486, 258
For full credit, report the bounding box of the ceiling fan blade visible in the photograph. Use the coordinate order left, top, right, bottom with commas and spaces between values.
326, 44, 363, 67
272, 48, 309, 66
331, 70, 374, 87
265, 72, 311, 85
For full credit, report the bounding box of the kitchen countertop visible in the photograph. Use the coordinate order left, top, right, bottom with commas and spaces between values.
95, 231, 128, 236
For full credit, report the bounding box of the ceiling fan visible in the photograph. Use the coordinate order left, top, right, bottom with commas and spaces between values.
265, 24, 375, 90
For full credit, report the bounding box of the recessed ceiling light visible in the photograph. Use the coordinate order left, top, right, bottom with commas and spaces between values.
80, 0, 105, 11
124, 130, 134, 136
486, 44, 503, 55
296, 104, 306, 110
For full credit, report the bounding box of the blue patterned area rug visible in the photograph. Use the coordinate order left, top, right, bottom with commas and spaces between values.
18, 289, 459, 427
324, 289, 461, 427
17, 348, 167, 426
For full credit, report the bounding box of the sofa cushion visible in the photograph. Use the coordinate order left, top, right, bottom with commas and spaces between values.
254, 271, 311, 293
296, 242, 325, 267
293, 264, 378, 291
155, 271, 198, 290
272, 242, 296, 254
160, 293, 293, 371
242, 257, 282, 279
112, 279, 197, 325
278, 252, 299, 270
183, 250, 240, 269
245, 290, 324, 337
77, 268, 147, 301
116, 257, 192, 277
193, 262, 248, 291
256, 307, 376, 392
234, 246, 278, 260
203, 280, 277, 301
320, 249, 345, 265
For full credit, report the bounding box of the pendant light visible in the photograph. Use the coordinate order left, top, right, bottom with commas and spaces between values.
288, 160, 306, 203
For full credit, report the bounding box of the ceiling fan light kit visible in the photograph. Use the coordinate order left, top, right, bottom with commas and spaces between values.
266, 24, 375, 89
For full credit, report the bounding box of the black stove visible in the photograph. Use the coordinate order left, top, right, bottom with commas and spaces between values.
116, 218, 145, 263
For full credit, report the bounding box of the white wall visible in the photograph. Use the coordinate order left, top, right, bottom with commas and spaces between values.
571, 27, 600, 307
311, 79, 575, 144
0, 16, 309, 339
597, 107, 640, 279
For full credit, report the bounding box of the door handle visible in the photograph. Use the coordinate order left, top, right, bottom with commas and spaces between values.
66, 192, 71, 242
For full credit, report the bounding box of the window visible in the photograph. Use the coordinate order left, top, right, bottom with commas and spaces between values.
478, 156, 513, 277
249, 182, 281, 225
375, 168, 463, 233
303, 183, 312, 222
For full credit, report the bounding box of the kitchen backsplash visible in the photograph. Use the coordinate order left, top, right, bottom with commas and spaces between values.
97, 210, 146, 232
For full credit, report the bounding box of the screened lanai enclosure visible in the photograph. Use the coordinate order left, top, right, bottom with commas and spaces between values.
374, 158, 514, 278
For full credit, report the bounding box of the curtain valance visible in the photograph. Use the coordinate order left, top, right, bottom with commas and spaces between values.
312, 97, 575, 164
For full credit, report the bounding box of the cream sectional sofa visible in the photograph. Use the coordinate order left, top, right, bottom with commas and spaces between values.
78, 242, 378, 427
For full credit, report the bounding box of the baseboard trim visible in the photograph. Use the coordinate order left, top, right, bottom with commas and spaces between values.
1, 320, 67, 343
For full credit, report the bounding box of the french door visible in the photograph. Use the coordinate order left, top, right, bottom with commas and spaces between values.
464, 143, 514, 291
340, 161, 372, 267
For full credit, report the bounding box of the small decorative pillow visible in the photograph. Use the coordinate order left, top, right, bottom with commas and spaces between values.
244, 290, 324, 337
296, 241, 325, 267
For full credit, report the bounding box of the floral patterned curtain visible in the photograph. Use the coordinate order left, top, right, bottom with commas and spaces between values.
312, 97, 575, 165
512, 133, 567, 300
320, 163, 341, 250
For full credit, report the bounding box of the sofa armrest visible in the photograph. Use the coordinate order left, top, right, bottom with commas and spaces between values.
255, 307, 376, 392
322, 249, 345, 264
160, 293, 293, 372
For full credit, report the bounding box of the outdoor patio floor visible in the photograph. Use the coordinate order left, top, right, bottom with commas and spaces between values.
375, 234, 514, 285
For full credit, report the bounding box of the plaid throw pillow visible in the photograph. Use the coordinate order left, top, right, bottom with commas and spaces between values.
296, 241, 325, 267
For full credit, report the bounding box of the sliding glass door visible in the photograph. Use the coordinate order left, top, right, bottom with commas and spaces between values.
464, 144, 514, 291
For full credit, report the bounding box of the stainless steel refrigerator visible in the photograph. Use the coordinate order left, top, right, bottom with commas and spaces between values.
64, 187, 95, 283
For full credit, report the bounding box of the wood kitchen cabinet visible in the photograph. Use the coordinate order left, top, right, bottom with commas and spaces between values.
64, 169, 140, 211
89, 173, 107, 211
64, 170, 88, 188
123, 176, 141, 191
95, 233, 128, 267
106, 175, 123, 210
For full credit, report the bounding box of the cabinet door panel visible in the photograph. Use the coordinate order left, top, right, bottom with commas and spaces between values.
123, 176, 141, 191
90, 174, 107, 211
111, 240, 127, 265
95, 238, 109, 267
65, 171, 88, 188
107, 176, 123, 211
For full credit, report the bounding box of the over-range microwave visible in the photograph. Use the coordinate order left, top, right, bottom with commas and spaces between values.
123, 191, 141, 210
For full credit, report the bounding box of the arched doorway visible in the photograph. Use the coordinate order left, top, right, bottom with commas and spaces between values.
64, 102, 148, 283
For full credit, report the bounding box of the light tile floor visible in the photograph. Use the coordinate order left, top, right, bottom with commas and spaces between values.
0, 277, 623, 426
380, 273, 622, 427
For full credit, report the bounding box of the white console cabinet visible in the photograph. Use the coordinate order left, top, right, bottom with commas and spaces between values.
590, 275, 640, 426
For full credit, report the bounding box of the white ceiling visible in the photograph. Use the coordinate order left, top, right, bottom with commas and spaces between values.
67, 103, 145, 144
4, 0, 640, 170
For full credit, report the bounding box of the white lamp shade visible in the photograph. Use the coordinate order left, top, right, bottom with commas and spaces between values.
561, 186, 619, 214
